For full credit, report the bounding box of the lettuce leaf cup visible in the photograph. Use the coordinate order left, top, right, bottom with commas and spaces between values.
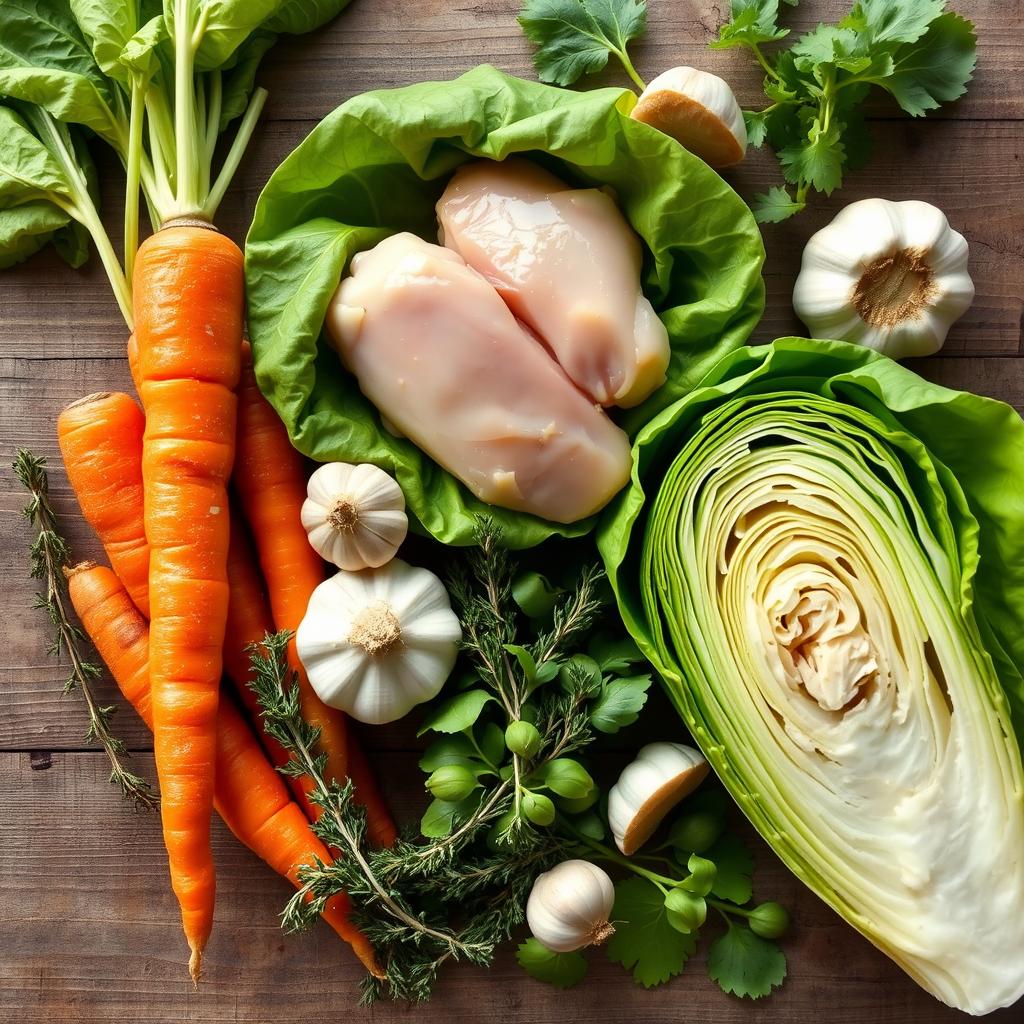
245, 65, 765, 547
599, 337, 1024, 1015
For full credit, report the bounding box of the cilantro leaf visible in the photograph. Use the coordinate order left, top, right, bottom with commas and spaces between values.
707, 921, 787, 998
606, 877, 698, 986
880, 13, 977, 117
589, 673, 651, 733
743, 109, 767, 148
751, 186, 805, 224
711, 0, 790, 50
517, 938, 589, 988
518, 0, 647, 87
707, 833, 754, 904
779, 118, 845, 193
843, 0, 945, 46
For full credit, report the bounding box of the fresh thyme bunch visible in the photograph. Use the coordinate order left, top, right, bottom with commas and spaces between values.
14, 449, 157, 809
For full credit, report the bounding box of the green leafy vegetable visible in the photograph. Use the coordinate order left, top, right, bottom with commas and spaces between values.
518, 0, 647, 90
516, 938, 589, 988
712, 0, 977, 220
600, 337, 1024, 1015
707, 921, 787, 999
245, 66, 765, 549
606, 877, 697, 986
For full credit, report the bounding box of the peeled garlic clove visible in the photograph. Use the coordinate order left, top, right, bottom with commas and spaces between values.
792, 198, 975, 360
608, 742, 710, 855
301, 462, 408, 571
630, 66, 747, 168
526, 859, 616, 953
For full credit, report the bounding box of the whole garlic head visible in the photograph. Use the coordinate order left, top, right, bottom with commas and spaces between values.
301, 462, 408, 571
608, 742, 710, 855
630, 66, 747, 168
792, 198, 975, 360
296, 559, 461, 724
526, 859, 615, 953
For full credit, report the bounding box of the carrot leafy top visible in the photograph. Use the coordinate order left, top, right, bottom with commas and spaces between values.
0, 0, 351, 327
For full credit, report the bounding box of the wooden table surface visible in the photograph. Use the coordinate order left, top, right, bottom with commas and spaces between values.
2, 2, 1022, 1022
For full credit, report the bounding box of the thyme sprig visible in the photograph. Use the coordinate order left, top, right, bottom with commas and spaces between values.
14, 449, 157, 809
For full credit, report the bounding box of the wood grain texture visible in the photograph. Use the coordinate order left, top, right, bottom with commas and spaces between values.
1, 0, 1022, 1021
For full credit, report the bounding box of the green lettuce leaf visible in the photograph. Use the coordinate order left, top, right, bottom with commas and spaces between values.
245, 66, 765, 548
598, 337, 1024, 1015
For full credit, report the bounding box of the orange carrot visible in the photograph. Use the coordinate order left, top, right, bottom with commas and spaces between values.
66, 561, 382, 978
57, 393, 150, 617
233, 342, 396, 847
223, 512, 321, 824
56, 391, 321, 825
133, 223, 244, 978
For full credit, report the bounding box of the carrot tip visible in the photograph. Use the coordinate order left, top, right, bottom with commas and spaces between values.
188, 946, 203, 986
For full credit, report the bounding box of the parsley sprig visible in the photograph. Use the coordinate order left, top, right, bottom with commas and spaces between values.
713, 0, 977, 222
519, 0, 649, 89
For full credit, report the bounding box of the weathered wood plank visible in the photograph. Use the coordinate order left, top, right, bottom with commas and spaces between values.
1, 120, 1021, 362
255, 0, 1024, 123
2, 750, 1015, 1024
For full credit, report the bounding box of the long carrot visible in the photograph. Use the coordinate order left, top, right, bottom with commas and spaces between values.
234, 342, 396, 847
223, 512, 321, 824
56, 390, 320, 823
66, 561, 382, 978
133, 223, 244, 978
57, 393, 150, 617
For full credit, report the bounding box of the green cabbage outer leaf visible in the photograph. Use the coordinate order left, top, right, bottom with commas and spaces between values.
245, 65, 765, 548
599, 337, 1024, 1015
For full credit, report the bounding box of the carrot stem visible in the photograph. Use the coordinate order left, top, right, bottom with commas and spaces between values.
203, 87, 267, 221
173, 0, 200, 216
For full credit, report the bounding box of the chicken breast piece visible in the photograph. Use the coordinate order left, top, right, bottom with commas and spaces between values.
436, 158, 670, 408
325, 233, 632, 524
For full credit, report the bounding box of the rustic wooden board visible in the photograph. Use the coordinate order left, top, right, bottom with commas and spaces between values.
1, 1, 1022, 1022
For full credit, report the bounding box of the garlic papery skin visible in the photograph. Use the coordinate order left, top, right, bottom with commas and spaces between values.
296, 559, 461, 724
608, 742, 710, 855
526, 860, 616, 953
792, 198, 975, 360
630, 66, 746, 168
301, 462, 408, 571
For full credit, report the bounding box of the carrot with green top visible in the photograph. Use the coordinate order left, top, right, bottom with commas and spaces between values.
234, 343, 396, 848
65, 560, 382, 978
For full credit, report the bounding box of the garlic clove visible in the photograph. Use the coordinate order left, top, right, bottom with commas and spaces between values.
526, 860, 616, 953
608, 742, 710, 855
630, 66, 746, 168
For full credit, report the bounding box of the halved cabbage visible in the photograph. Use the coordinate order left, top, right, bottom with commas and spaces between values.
600, 338, 1024, 1015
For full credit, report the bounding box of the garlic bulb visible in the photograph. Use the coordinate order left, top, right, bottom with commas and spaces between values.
301, 462, 408, 571
296, 559, 461, 724
526, 860, 615, 953
792, 198, 975, 360
630, 66, 746, 168
608, 742, 709, 855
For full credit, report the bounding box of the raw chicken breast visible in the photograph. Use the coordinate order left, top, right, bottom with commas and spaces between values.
325, 233, 632, 524
436, 158, 670, 408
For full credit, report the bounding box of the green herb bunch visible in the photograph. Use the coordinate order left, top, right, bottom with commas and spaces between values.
518, 0, 977, 224
715, 0, 977, 221
251, 521, 788, 1002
